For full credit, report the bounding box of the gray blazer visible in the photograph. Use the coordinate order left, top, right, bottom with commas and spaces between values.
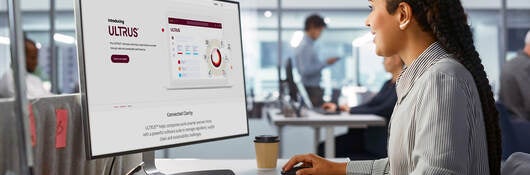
346, 42, 490, 175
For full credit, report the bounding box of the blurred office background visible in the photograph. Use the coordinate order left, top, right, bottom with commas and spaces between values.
0, 0, 529, 159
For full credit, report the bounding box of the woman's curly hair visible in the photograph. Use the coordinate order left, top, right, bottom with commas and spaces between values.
385, 0, 501, 174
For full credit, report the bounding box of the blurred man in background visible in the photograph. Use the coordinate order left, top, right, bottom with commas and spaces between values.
295, 14, 339, 107
500, 30, 530, 121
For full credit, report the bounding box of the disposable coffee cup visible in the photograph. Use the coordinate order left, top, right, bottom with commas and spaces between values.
254, 135, 280, 169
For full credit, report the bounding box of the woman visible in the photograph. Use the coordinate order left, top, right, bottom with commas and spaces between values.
282, 0, 501, 174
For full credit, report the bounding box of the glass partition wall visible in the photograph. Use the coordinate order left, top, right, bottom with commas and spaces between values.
1, 0, 528, 99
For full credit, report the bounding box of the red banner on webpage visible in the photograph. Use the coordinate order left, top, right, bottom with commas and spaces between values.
168, 17, 222, 29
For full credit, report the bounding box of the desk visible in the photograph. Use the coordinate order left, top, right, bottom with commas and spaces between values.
156, 158, 348, 175
267, 109, 386, 158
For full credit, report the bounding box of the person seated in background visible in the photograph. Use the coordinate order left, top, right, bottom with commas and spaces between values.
295, 14, 339, 107
319, 54, 403, 159
0, 37, 52, 98
499, 30, 530, 121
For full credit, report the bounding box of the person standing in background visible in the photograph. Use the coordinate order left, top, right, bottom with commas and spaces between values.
295, 14, 339, 107
499, 30, 530, 121
0, 37, 52, 98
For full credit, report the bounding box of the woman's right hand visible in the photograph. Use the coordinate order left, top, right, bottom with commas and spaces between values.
282, 154, 347, 175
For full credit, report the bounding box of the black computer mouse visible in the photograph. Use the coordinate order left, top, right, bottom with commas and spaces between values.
281, 166, 310, 175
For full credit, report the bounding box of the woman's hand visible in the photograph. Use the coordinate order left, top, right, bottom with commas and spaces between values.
282, 154, 347, 175
321, 103, 337, 112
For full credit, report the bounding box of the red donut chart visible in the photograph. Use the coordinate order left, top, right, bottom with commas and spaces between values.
210, 48, 222, 68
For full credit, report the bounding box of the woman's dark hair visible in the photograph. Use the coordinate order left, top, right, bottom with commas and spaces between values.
385, 0, 501, 174
304, 14, 327, 31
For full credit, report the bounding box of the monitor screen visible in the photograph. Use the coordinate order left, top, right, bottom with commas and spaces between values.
75, 0, 248, 159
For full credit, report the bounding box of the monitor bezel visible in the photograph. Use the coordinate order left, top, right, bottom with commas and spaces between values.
74, 0, 249, 160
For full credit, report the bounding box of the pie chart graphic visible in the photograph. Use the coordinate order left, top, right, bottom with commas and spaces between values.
210, 48, 222, 68
204, 39, 231, 78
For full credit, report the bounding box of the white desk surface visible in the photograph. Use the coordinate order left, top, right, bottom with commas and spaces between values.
155, 158, 349, 175
267, 109, 386, 127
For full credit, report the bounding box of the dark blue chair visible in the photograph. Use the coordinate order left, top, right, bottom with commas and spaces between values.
496, 103, 530, 160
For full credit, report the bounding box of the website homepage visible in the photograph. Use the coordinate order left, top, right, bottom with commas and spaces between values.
80, 0, 247, 156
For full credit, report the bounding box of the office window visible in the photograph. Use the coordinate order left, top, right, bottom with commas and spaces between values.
275, 9, 390, 94
0, 0, 13, 85
470, 9, 530, 95
1, 0, 528, 100
0, 6, 10, 91
240, 1, 280, 100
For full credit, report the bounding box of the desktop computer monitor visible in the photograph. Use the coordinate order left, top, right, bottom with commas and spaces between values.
285, 58, 298, 103
75, 0, 248, 162
285, 58, 313, 109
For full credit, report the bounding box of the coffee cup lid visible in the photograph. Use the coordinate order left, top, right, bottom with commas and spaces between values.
254, 135, 279, 143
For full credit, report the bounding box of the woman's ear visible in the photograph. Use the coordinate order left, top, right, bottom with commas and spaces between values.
397, 2, 413, 30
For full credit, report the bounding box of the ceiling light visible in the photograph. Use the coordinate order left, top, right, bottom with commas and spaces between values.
54, 33, 76, 44
290, 31, 304, 48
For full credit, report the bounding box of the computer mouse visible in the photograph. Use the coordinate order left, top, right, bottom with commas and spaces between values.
281, 166, 310, 175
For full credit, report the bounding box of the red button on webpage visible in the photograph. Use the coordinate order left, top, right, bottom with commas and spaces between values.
111, 55, 130, 63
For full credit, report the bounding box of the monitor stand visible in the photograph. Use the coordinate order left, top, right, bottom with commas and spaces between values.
126, 151, 235, 175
